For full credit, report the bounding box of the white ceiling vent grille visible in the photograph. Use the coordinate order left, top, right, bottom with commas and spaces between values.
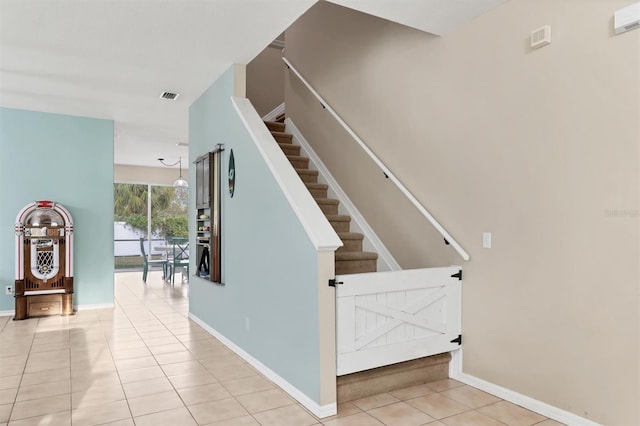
530, 26, 551, 49
160, 91, 180, 100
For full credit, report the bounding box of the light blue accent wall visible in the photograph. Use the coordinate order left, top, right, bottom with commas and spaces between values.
0, 107, 114, 311
189, 66, 322, 403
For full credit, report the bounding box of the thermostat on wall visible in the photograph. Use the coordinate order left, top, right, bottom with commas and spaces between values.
615, 2, 640, 35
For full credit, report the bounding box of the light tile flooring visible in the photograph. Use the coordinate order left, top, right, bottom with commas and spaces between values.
0, 271, 565, 426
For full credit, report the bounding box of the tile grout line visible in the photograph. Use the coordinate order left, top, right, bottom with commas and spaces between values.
102, 295, 145, 425
8, 317, 39, 424
117, 275, 200, 425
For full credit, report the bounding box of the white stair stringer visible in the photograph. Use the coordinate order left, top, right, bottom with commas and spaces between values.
285, 117, 401, 272
262, 102, 286, 122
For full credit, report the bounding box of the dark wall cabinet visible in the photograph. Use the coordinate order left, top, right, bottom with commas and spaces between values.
194, 149, 222, 283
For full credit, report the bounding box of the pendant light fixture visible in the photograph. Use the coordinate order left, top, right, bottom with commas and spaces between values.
158, 157, 188, 188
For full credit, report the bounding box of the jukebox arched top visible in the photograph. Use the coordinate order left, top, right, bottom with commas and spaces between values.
24, 208, 65, 228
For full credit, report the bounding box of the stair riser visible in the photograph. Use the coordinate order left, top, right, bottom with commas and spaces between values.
280, 144, 300, 156
298, 172, 318, 184
330, 220, 351, 233
337, 240, 363, 253
288, 157, 309, 169
273, 134, 293, 144
265, 122, 285, 132
335, 259, 377, 275
318, 203, 339, 215
337, 353, 451, 403
309, 188, 328, 198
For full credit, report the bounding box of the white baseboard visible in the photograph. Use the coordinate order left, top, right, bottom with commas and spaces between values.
75, 303, 115, 311
285, 117, 401, 272
189, 312, 337, 418
449, 349, 601, 426
0, 302, 114, 318
262, 102, 286, 122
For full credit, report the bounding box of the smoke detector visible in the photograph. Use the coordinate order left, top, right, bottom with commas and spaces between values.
159, 91, 180, 100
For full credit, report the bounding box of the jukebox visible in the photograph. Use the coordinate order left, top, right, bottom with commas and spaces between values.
14, 200, 74, 320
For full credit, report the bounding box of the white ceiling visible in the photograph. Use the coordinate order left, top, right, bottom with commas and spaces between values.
0, 0, 506, 168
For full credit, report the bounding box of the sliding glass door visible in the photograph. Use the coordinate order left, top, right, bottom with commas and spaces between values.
114, 183, 188, 270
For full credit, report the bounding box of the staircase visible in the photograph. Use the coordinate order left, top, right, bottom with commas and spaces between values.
265, 118, 378, 275
263, 115, 454, 403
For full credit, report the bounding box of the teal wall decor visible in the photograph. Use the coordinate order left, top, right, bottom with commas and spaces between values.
228, 149, 236, 198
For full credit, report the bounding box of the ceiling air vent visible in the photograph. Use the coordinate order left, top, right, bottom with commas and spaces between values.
160, 91, 180, 100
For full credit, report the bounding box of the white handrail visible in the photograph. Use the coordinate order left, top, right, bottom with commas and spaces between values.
283, 57, 470, 261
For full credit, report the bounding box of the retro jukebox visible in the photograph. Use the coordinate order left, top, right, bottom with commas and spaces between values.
14, 200, 74, 320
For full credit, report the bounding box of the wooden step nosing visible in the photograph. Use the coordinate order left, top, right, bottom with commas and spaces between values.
315, 198, 339, 205
296, 169, 318, 175
337, 232, 364, 240
326, 215, 351, 222
305, 183, 329, 189
335, 252, 379, 261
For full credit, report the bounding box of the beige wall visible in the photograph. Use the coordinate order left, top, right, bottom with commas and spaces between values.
247, 41, 285, 117
285, 1, 640, 424
114, 164, 183, 186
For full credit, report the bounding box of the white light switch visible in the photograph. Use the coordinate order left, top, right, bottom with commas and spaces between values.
483, 232, 492, 249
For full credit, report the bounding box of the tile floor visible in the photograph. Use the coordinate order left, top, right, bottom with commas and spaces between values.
0, 271, 565, 426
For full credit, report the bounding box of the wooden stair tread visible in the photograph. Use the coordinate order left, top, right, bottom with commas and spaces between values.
335, 251, 378, 261
305, 183, 328, 190
337, 232, 364, 240
279, 143, 300, 156
271, 131, 292, 139
296, 169, 317, 176
265, 122, 285, 133
286, 154, 308, 161
278, 142, 297, 148
265, 120, 285, 127
315, 198, 339, 205
326, 214, 351, 222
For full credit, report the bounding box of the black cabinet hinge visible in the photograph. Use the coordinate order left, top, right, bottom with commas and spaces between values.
451, 270, 462, 280
450, 334, 462, 345
328, 279, 343, 287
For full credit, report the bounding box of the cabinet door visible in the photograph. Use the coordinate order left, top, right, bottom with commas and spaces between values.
195, 158, 204, 208
202, 154, 211, 206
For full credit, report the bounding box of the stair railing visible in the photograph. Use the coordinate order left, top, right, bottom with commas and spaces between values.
283, 57, 470, 261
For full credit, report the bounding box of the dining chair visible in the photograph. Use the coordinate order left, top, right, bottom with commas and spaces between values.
166, 237, 189, 284
140, 237, 167, 283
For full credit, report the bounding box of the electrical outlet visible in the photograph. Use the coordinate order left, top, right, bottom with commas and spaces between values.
5, 286, 13, 295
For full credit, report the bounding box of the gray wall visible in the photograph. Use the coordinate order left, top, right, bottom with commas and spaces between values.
247, 42, 286, 117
